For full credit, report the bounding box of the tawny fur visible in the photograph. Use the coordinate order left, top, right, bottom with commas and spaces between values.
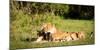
51, 31, 72, 42
77, 31, 85, 39
36, 23, 85, 42
41, 23, 57, 34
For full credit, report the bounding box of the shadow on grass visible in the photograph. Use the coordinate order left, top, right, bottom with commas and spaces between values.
21, 38, 37, 42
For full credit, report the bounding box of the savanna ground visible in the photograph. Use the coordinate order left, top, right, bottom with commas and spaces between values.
10, 1, 94, 50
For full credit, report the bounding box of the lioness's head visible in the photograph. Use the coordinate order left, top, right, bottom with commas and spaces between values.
41, 23, 57, 34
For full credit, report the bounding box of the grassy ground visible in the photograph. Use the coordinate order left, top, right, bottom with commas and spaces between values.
10, 19, 94, 50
